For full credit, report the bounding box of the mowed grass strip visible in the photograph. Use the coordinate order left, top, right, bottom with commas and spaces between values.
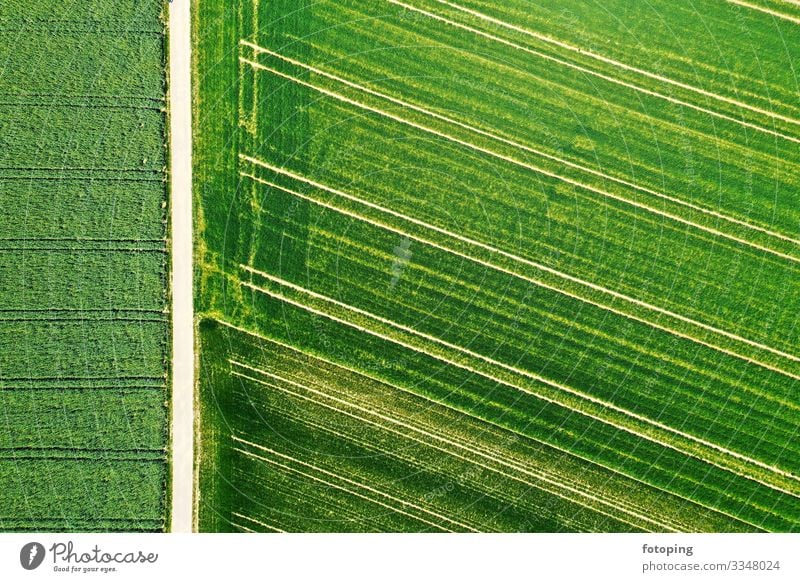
0, 518, 164, 533
0, 31, 164, 96
0, 321, 166, 379
0, 251, 166, 311
0, 0, 163, 24
0, 107, 165, 170
0, 378, 164, 390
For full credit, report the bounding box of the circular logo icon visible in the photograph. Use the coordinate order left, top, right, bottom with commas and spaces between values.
20, 542, 45, 570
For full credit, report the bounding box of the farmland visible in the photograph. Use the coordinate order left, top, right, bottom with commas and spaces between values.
0, 1, 169, 531
194, 0, 800, 531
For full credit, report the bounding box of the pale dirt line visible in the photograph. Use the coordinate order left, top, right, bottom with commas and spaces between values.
270, 390, 762, 533
214, 319, 773, 531
232, 437, 477, 531
169, 0, 194, 534
241, 58, 800, 267
242, 40, 800, 251
381, 0, 800, 144
243, 60, 800, 265
239, 169, 800, 383
726, 0, 800, 24
233, 448, 453, 532
230, 374, 494, 532
233, 363, 762, 532
427, 0, 800, 119
229, 363, 677, 532
237, 279, 800, 498
230, 362, 596, 494
232, 512, 287, 533
241, 269, 800, 491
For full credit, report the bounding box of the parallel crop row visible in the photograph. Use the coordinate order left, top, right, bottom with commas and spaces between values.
0, 1, 169, 531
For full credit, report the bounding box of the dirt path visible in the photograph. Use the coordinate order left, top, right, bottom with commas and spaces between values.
169, 0, 194, 534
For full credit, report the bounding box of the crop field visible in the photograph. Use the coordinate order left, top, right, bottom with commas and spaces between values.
0, 1, 169, 531
195, 0, 800, 531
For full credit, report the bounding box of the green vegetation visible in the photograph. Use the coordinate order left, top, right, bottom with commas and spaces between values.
195, 0, 800, 532
0, 1, 169, 531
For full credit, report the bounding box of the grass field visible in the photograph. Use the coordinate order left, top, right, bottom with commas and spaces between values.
0, 1, 169, 531
194, 0, 800, 531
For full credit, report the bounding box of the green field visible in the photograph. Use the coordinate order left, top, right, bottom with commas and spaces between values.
195, 0, 800, 531
0, 1, 169, 531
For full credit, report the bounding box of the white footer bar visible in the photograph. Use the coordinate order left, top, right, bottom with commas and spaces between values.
1, 533, 797, 581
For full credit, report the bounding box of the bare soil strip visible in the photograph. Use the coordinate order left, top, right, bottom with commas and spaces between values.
169, 0, 194, 534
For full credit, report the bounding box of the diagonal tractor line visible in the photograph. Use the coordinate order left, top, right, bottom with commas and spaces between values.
238, 271, 800, 498
423, 0, 800, 114
383, 0, 800, 144
229, 366, 663, 530
242, 40, 800, 253
238, 162, 800, 381
232, 435, 479, 531
217, 320, 773, 531
233, 446, 456, 532
232, 512, 286, 533
230, 362, 682, 532
241, 57, 800, 267
726, 0, 800, 24
240, 169, 800, 383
